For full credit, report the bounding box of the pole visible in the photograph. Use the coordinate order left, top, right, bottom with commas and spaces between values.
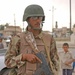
23, 22, 24, 32
52, 6, 54, 33
14, 14, 16, 35
52, 6, 56, 34
70, 0, 72, 34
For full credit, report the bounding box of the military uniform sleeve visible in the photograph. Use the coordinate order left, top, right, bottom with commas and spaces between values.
5, 35, 25, 68
50, 37, 60, 71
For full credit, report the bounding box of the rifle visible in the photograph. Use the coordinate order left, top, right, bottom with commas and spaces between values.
34, 52, 53, 75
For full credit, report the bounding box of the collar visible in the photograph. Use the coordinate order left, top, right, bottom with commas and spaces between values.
25, 26, 43, 39
64, 51, 69, 54
34, 31, 43, 39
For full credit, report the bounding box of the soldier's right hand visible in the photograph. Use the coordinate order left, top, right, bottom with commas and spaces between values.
21, 54, 42, 64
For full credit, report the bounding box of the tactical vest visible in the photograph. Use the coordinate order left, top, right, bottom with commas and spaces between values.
17, 32, 52, 75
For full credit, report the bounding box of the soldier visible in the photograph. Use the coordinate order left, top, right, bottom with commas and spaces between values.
4, 4, 59, 75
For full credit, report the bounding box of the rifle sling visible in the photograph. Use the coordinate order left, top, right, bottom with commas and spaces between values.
41, 37, 54, 73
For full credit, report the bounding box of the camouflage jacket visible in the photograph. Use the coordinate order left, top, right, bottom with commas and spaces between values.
5, 31, 59, 75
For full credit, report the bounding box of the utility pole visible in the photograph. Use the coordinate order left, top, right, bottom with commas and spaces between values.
52, 6, 56, 34
23, 22, 24, 32
49, 6, 56, 34
70, 0, 72, 34
14, 14, 16, 35
52, 6, 54, 33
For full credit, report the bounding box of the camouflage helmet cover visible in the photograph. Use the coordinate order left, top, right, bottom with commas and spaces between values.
23, 4, 45, 21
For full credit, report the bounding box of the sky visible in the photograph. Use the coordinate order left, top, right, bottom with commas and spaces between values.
0, 0, 75, 31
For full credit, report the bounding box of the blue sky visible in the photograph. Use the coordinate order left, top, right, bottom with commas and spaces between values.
0, 0, 75, 31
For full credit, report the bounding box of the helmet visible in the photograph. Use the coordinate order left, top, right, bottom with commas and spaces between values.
23, 4, 45, 21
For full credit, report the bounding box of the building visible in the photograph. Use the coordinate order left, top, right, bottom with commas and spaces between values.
53, 26, 75, 48
3, 26, 22, 37
53, 27, 70, 38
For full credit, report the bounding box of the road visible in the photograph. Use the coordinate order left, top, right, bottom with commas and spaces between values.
0, 48, 8, 70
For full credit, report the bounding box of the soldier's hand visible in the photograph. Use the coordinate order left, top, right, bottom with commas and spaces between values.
22, 54, 42, 64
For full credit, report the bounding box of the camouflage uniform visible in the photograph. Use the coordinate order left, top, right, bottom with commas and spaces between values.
5, 31, 59, 75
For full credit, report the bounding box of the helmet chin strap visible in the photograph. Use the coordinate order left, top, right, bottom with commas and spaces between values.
28, 22, 44, 30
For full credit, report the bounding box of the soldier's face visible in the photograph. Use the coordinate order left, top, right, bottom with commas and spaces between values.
27, 16, 43, 29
